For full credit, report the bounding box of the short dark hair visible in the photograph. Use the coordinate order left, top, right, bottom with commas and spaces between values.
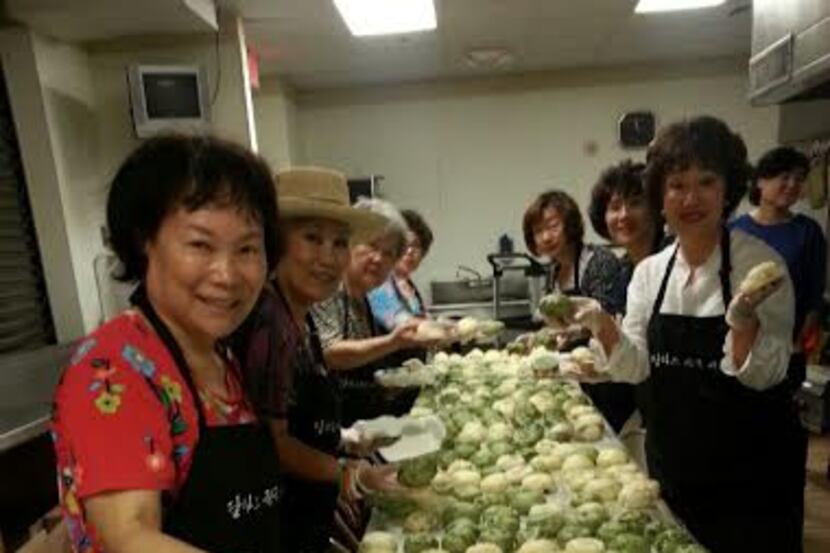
523, 190, 584, 256
588, 160, 648, 240
644, 115, 751, 220
107, 134, 280, 282
401, 209, 434, 255
748, 146, 810, 205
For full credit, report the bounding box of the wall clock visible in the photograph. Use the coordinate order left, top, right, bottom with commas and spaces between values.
619, 111, 656, 148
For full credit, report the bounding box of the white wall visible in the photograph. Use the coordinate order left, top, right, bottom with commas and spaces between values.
253, 75, 298, 171
295, 58, 781, 298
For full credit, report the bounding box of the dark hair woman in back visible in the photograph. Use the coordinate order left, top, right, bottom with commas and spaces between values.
522, 189, 631, 431
573, 116, 801, 552
731, 146, 826, 387
52, 135, 282, 553
589, 159, 664, 289
588, 160, 666, 438
729, 146, 823, 546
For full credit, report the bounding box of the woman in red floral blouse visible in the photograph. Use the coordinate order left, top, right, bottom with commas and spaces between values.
51, 135, 282, 553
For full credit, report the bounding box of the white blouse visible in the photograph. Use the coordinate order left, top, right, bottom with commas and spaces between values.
607, 229, 795, 391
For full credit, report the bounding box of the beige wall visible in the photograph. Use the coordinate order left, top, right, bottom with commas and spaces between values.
253, 75, 298, 171
294, 58, 782, 298
0, 28, 89, 341
32, 34, 102, 334
90, 14, 256, 190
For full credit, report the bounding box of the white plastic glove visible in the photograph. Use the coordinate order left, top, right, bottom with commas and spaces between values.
340, 427, 400, 457
571, 297, 611, 336
725, 277, 784, 330
355, 463, 402, 494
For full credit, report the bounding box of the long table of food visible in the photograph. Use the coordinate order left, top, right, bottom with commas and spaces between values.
361, 327, 707, 553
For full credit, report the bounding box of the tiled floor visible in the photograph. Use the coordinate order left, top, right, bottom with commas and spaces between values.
804, 434, 830, 553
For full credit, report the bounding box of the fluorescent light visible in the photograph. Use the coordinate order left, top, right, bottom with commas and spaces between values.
333, 0, 436, 36
635, 0, 725, 13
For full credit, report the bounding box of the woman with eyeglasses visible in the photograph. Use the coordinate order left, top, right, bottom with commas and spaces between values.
311, 199, 439, 426
368, 209, 434, 332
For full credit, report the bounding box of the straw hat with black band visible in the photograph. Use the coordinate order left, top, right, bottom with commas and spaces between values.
276, 166, 386, 244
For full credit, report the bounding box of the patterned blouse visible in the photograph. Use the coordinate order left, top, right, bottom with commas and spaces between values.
311, 286, 377, 347
52, 310, 255, 553
549, 244, 626, 315
368, 276, 425, 332
231, 287, 322, 420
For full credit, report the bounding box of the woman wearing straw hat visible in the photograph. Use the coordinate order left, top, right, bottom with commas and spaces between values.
233, 167, 404, 553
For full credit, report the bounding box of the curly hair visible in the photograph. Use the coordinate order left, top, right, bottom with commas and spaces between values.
107, 134, 280, 282
588, 160, 649, 240
748, 146, 810, 205
523, 189, 584, 256
401, 209, 434, 255
644, 115, 751, 220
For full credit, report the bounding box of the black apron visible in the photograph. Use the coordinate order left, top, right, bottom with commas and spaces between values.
644, 233, 803, 553
554, 247, 636, 432
281, 301, 343, 553
337, 294, 418, 425
131, 288, 282, 553
380, 277, 429, 366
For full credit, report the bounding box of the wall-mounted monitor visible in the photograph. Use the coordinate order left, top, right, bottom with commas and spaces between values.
127, 64, 210, 138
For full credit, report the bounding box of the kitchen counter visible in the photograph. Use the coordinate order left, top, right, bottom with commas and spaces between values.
428, 299, 531, 320
0, 343, 72, 452
0, 405, 52, 452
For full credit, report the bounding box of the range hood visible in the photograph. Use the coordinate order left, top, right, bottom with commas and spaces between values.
749, 0, 830, 106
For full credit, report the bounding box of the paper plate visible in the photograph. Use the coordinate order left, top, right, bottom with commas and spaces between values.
358, 414, 446, 462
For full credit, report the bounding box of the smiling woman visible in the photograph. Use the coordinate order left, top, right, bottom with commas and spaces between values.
578, 116, 803, 552
230, 168, 405, 553
51, 134, 283, 553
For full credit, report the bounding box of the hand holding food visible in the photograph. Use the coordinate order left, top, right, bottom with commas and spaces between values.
566, 297, 620, 341
415, 319, 456, 345
727, 261, 785, 330
357, 463, 404, 495
538, 292, 575, 328
393, 318, 426, 348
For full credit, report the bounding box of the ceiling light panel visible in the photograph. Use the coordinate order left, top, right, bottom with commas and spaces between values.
635, 0, 726, 13
333, 0, 437, 37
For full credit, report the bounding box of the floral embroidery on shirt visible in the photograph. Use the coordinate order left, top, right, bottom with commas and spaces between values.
71, 338, 97, 366
53, 312, 257, 553
93, 390, 122, 415
144, 436, 168, 473
121, 344, 156, 378
161, 375, 183, 404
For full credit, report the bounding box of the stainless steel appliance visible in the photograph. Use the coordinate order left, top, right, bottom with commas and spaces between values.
486, 253, 546, 320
